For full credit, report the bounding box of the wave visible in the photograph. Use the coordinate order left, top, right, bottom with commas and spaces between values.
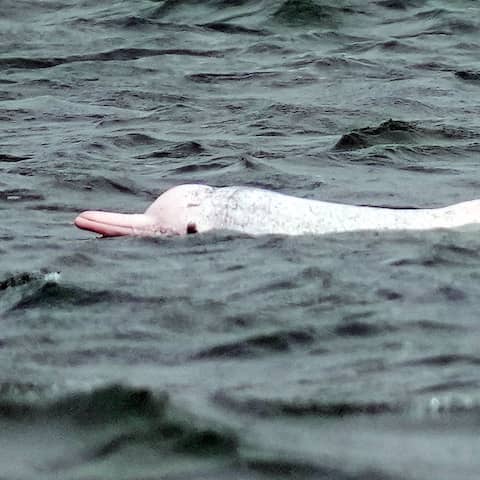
455, 70, 480, 82
192, 327, 316, 359
0, 384, 240, 477
273, 0, 364, 27
6, 382, 469, 480
334, 119, 475, 151
0, 271, 152, 316
214, 389, 401, 417
0, 48, 225, 71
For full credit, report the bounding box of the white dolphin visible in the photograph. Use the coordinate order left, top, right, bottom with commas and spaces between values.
74, 184, 480, 237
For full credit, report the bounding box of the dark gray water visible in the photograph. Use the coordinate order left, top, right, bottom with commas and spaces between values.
2, 1, 480, 478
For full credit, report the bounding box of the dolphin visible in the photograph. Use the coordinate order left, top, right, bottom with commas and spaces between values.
74, 184, 480, 237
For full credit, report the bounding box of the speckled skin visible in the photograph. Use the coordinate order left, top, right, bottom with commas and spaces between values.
75, 184, 480, 237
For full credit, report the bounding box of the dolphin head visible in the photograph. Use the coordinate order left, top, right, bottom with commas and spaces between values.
74, 184, 215, 237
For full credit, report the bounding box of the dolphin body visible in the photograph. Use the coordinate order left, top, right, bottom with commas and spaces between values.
74, 184, 480, 237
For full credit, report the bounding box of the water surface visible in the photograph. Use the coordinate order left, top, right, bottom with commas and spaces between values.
1, 1, 480, 479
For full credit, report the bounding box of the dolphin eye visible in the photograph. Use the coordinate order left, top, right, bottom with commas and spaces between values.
187, 223, 198, 234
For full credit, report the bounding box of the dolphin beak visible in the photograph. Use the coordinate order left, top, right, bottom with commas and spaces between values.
74, 211, 153, 237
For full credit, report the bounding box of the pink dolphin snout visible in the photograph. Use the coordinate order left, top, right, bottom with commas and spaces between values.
74, 211, 154, 237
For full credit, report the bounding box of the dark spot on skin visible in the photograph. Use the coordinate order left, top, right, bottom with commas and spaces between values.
187, 223, 198, 234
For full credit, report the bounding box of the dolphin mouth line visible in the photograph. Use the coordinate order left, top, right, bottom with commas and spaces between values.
74, 213, 136, 237
74, 211, 181, 237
